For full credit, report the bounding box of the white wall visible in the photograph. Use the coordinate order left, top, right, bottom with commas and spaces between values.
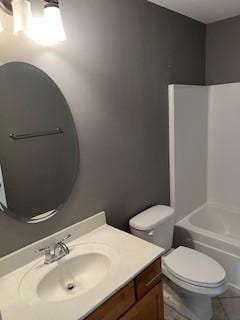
208, 83, 240, 209
169, 85, 209, 221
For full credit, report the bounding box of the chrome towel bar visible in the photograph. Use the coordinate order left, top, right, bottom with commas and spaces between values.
9, 128, 64, 140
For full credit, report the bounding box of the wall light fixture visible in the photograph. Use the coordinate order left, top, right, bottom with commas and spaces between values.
0, 0, 66, 45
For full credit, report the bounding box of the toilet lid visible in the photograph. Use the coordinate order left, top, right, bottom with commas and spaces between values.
129, 205, 174, 231
163, 247, 226, 288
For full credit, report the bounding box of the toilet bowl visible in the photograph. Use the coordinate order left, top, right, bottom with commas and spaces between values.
129, 205, 227, 320
162, 246, 226, 319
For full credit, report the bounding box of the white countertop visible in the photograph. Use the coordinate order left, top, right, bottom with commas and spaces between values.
0, 213, 164, 320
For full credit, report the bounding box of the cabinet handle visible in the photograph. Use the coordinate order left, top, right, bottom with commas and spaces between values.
145, 272, 162, 287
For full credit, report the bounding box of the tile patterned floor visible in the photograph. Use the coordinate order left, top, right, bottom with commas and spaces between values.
164, 287, 240, 320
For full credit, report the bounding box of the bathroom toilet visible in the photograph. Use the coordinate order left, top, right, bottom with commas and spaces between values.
129, 205, 226, 320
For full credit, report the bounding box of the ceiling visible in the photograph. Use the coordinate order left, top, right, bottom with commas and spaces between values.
148, 0, 240, 23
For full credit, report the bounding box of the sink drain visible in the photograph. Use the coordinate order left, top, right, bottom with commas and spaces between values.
66, 283, 76, 291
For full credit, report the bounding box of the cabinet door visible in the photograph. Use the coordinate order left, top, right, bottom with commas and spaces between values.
119, 282, 164, 320
85, 282, 135, 320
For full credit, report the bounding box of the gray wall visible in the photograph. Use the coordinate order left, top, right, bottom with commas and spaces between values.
206, 15, 240, 84
0, 0, 205, 257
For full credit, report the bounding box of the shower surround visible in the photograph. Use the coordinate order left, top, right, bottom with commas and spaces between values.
169, 83, 240, 290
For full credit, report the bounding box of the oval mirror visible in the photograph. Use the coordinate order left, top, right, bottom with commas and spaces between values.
0, 62, 79, 223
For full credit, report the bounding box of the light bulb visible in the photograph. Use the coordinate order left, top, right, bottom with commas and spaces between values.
12, 0, 32, 35
27, 16, 60, 46
43, 2, 66, 43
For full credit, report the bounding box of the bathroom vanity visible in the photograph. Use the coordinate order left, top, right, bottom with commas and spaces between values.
86, 258, 163, 320
0, 212, 164, 320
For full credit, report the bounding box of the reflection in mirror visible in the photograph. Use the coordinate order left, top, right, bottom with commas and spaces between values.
0, 62, 79, 223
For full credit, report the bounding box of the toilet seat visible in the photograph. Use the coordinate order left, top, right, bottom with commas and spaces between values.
162, 246, 226, 292
163, 264, 226, 296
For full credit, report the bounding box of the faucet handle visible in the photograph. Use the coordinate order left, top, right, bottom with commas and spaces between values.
58, 234, 72, 243
35, 246, 50, 255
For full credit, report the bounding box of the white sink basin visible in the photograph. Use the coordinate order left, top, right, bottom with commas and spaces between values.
19, 244, 117, 303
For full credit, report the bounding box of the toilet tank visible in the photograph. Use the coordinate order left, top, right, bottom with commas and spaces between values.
129, 205, 175, 251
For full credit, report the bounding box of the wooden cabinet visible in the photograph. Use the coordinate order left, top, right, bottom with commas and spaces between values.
119, 283, 164, 320
135, 259, 162, 300
85, 282, 135, 320
85, 258, 164, 320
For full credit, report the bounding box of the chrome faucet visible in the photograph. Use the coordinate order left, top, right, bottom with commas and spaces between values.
35, 234, 71, 264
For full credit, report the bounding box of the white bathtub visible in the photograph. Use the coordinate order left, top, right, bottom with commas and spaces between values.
174, 203, 240, 290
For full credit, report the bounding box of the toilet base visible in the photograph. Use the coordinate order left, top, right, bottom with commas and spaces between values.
163, 277, 212, 320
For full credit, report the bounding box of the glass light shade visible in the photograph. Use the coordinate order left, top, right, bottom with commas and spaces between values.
0, 17, 3, 33
27, 17, 48, 45
43, 5, 66, 43
12, 0, 32, 35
